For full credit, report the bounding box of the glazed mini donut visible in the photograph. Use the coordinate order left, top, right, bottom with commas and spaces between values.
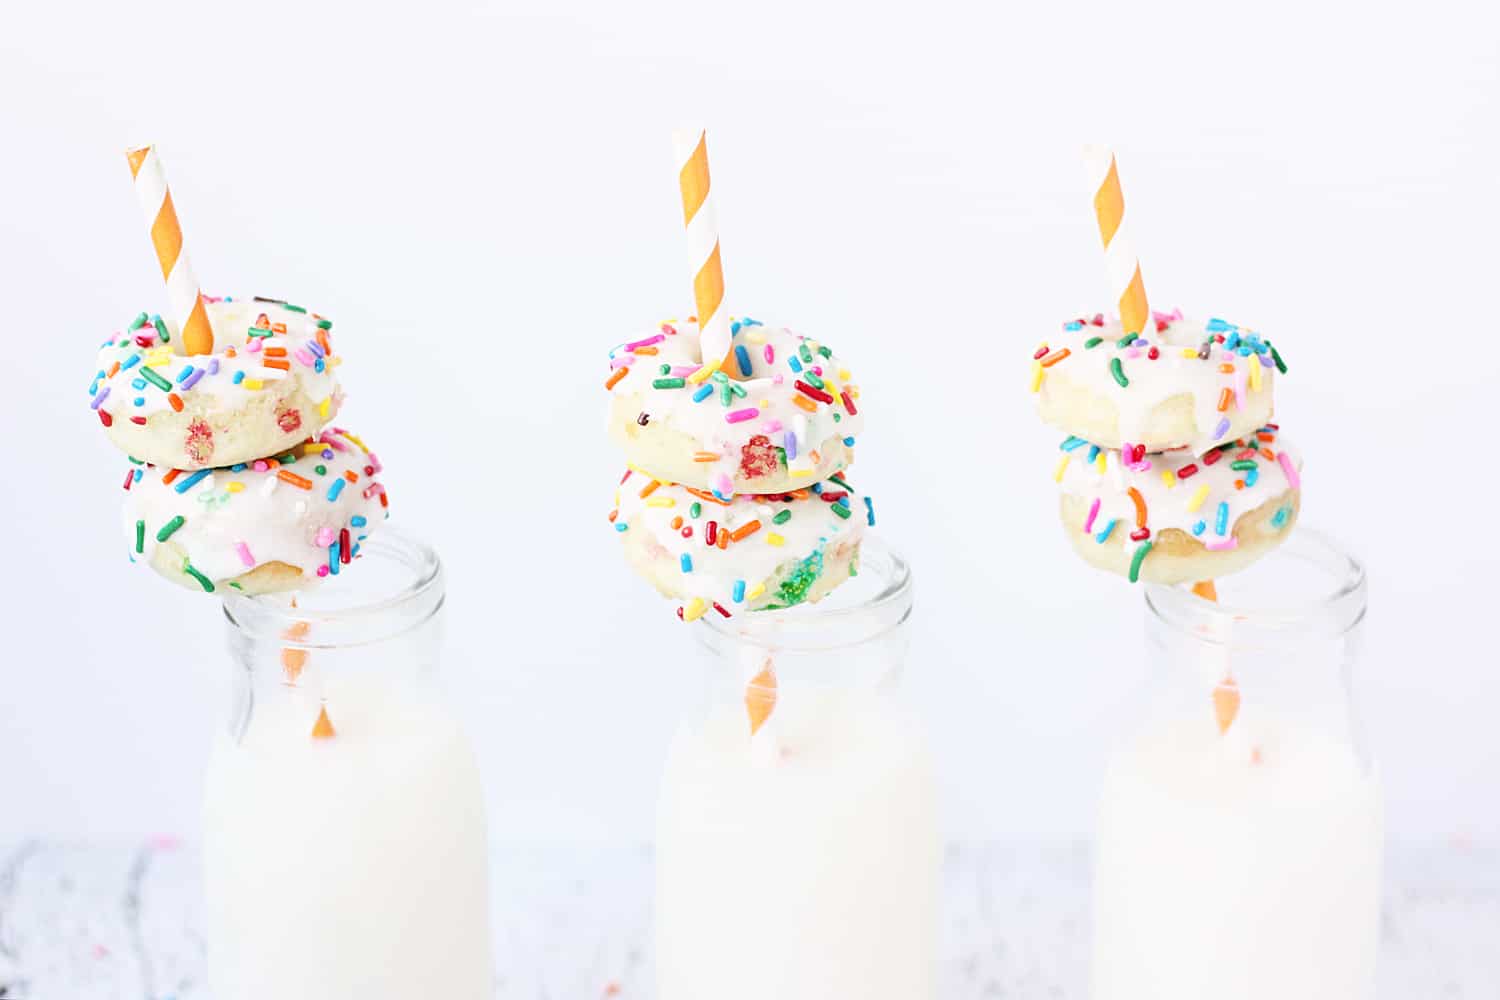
610, 468, 866, 620
1032, 311, 1285, 455
90, 296, 343, 470
606, 317, 862, 498
1053, 424, 1301, 583
122, 427, 387, 594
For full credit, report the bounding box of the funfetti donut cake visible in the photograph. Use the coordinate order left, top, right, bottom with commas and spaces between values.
93, 145, 385, 596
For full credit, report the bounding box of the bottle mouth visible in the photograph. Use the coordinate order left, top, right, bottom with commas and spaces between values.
1144, 526, 1367, 643
221, 527, 444, 648
695, 535, 915, 653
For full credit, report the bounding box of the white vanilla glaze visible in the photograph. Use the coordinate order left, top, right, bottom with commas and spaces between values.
122, 427, 388, 592
1055, 426, 1300, 559
612, 469, 865, 617
607, 317, 863, 498
1034, 312, 1282, 455
90, 296, 343, 467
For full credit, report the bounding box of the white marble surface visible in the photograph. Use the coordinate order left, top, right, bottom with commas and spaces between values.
0, 839, 1495, 998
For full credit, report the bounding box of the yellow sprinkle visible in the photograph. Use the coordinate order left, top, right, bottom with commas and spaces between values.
1053, 455, 1070, 482
1187, 484, 1211, 513
612, 490, 620, 504
758, 398, 769, 409
838, 368, 851, 380
300, 443, 324, 456
1180, 348, 1198, 358
225, 482, 245, 493
1096, 450, 1107, 473
242, 378, 264, 390
766, 533, 785, 546
318, 397, 331, 419
1029, 361, 1044, 393
1248, 357, 1263, 392
687, 359, 719, 385
745, 581, 766, 601
682, 597, 707, 622
341, 431, 369, 453
325, 356, 342, 368
646, 497, 676, 508
790, 467, 815, 478
1161, 469, 1178, 489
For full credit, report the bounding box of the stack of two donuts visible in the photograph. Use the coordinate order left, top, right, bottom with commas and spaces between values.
606, 317, 868, 620
90, 296, 388, 594
1032, 312, 1301, 583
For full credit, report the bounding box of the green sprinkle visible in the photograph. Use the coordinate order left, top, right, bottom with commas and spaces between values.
658, 363, 671, 375
817, 345, 832, 359
129, 312, 149, 331
140, 367, 172, 391
134, 520, 145, 554
128, 455, 144, 465
804, 371, 826, 390
653, 377, 686, 389
1110, 357, 1129, 387
283, 303, 307, 314
719, 382, 732, 405
315, 464, 328, 476
1128, 541, 1153, 583
183, 563, 216, 592
156, 515, 185, 542
772, 509, 792, 525
1084, 336, 1103, 349
246, 326, 273, 338
228, 581, 243, 590
832, 412, 842, 423
153, 316, 170, 343
278, 452, 297, 464
1230, 460, 1257, 471
831, 501, 852, 519
1116, 333, 1136, 348
316, 318, 333, 330
1270, 345, 1287, 374
689, 502, 702, 519
729, 381, 747, 398
775, 549, 825, 606
799, 344, 813, 364
711, 370, 729, 385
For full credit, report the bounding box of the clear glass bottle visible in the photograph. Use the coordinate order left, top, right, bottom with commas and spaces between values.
1092, 528, 1381, 1000
654, 537, 939, 1000
207, 529, 492, 1000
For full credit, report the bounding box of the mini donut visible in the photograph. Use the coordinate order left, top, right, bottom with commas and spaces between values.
1053, 424, 1301, 583
610, 468, 867, 620
122, 427, 388, 594
90, 296, 344, 470
1032, 311, 1284, 455
606, 317, 862, 498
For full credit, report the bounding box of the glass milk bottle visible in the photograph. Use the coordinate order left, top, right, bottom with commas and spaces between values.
207, 530, 493, 1000
1092, 529, 1381, 1000
655, 538, 939, 1000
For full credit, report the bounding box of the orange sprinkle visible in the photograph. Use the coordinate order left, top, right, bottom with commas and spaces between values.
282, 621, 311, 640
161, 469, 180, 485
729, 520, 762, 542
1213, 678, 1241, 734
607, 509, 618, 523
670, 516, 683, 530
1191, 580, 1218, 602
225, 347, 237, 358
1217, 388, 1234, 412
639, 480, 660, 498
1218, 363, 1235, 374
1126, 486, 1148, 528
717, 529, 728, 550
343, 470, 358, 483
277, 469, 313, 489
263, 346, 288, 358
1040, 347, 1072, 368
262, 358, 291, 371
310, 704, 336, 740
107, 361, 120, 378
281, 648, 307, 684
166, 392, 184, 412
604, 367, 629, 390
693, 451, 720, 462
271, 322, 287, 335
1256, 432, 1275, 442
632, 345, 659, 355
316, 329, 331, 356
1234, 479, 1245, 489
745, 660, 778, 736
1260, 448, 1277, 462
786, 488, 812, 500
792, 395, 818, 413
685, 487, 731, 506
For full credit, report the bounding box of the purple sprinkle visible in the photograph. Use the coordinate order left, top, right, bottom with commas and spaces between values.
783, 431, 797, 460
1259, 353, 1275, 367
305, 339, 326, 358
90, 386, 110, 410
207, 358, 221, 375
1213, 417, 1231, 440
181, 368, 206, 391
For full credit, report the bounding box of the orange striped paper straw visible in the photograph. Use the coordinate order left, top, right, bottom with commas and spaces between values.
126, 145, 214, 355
1085, 145, 1151, 337
673, 129, 731, 383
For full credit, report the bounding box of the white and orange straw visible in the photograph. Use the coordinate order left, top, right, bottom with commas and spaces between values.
126, 144, 214, 355
673, 129, 731, 383
1085, 145, 1151, 337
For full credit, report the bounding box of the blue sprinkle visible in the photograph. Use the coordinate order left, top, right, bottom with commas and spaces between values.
131, 378, 147, 391
811, 482, 824, 494
732, 579, 746, 603
121, 354, 141, 370
350, 542, 360, 558
1060, 436, 1088, 451
1095, 519, 1117, 544
1206, 317, 1233, 333
327, 478, 346, 502
1086, 444, 1100, 464
231, 370, 245, 385
692, 383, 714, 403
1236, 346, 1253, 356
174, 469, 212, 494
788, 355, 803, 373
680, 553, 693, 573
1192, 520, 1207, 536
1245, 467, 1260, 487
742, 317, 762, 327
133, 397, 145, 407
864, 496, 875, 526
1215, 501, 1229, 536
730, 320, 742, 334
351, 515, 368, 528
734, 344, 752, 377
614, 522, 628, 532
843, 436, 855, 447
1271, 506, 1291, 528
1225, 332, 1241, 351
175, 365, 195, 384
231, 463, 247, 472
133, 469, 143, 483
329, 543, 340, 575
1064, 320, 1084, 331
314, 358, 325, 373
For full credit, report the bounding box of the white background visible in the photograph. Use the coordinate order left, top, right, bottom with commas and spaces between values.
1, 1, 1496, 845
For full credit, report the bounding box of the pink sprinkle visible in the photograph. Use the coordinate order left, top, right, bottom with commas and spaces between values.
715, 473, 733, 495
626, 334, 666, 351
316, 565, 330, 577
294, 348, 317, 367
315, 527, 337, 546
610, 355, 634, 369
810, 365, 823, 376
761, 419, 783, 434
669, 365, 696, 377
725, 408, 758, 423
234, 542, 256, 567
368, 452, 383, 473
252, 460, 269, 472
764, 345, 775, 364
1125, 348, 1142, 359
1233, 368, 1247, 410
1277, 451, 1301, 490
319, 431, 349, 451
660, 324, 677, 336
245, 337, 263, 353
1083, 497, 1101, 534
1205, 538, 1240, 552
771, 374, 785, 385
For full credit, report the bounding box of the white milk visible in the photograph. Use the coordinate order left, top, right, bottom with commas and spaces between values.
203, 678, 492, 1000
1092, 714, 1382, 1000
655, 688, 939, 1000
